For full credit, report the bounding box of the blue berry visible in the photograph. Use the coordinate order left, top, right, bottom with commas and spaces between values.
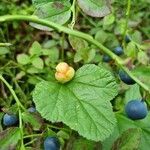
44, 137, 60, 150
125, 100, 148, 120
102, 55, 112, 62
28, 107, 36, 113
125, 35, 131, 43
119, 69, 135, 85
3, 113, 18, 126
114, 46, 123, 55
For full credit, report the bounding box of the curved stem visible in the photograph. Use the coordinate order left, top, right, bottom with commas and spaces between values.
0, 15, 149, 94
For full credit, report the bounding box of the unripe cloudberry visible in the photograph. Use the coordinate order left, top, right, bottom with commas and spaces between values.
55, 62, 75, 83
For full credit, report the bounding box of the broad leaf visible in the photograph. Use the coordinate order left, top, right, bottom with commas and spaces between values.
0, 127, 21, 150
77, 0, 111, 17
33, 64, 118, 141
31, 1, 71, 31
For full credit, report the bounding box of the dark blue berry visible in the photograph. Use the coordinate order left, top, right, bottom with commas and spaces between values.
44, 137, 60, 150
114, 46, 123, 55
28, 107, 36, 113
125, 35, 131, 43
3, 113, 18, 126
125, 100, 148, 120
102, 55, 112, 62
119, 69, 135, 85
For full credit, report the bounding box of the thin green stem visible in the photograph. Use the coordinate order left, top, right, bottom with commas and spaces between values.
123, 0, 131, 46
24, 138, 38, 146
61, 32, 65, 61
0, 43, 12, 47
0, 75, 26, 149
19, 109, 25, 149
0, 15, 149, 94
0, 75, 26, 110
69, 0, 76, 29
24, 133, 42, 139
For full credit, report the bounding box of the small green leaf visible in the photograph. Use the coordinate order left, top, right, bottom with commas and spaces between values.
77, 0, 111, 17
17, 54, 30, 65
27, 66, 41, 74
32, 57, 44, 69
95, 30, 108, 44
29, 41, 42, 56
22, 112, 42, 130
0, 47, 9, 55
0, 127, 21, 150
68, 35, 88, 50
131, 30, 142, 44
111, 128, 141, 150
57, 130, 70, 140
33, 64, 118, 141
137, 51, 149, 65
103, 13, 115, 27
125, 84, 142, 104
125, 42, 137, 58
132, 66, 150, 88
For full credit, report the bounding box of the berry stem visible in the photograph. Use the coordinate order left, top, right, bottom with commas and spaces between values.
0, 15, 149, 94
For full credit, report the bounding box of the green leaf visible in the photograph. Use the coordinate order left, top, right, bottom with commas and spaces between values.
0, 47, 9, 55
29, 41, 42, 56
131, 30, 142, 44
124, 84, 142, 104
32, 0, 54, 7
114, 19, 126, 35
117, 114, 150, 150
111, 128, 141, 150
31, 57, 44, 69
68, 35, 88, 50
43, 47, 59, 63
132, 66, 150, 88
72, 137, 101, 150
137, 51, 149, 65
57, 130, 70, 140
103, 13, 115, 27
77, 0, 111, 17
95, 30, 108, 44
22, 112, 42, 130
103, 113, 150, 150
33, 64, 118, 141
31, 1, 71, 31
17, 54, 30, 65
0, 127, 21, 150
125, 42, 137, 58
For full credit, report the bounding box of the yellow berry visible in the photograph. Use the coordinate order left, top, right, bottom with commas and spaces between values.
56, 62, 69, 73
55, 62, 75, 83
